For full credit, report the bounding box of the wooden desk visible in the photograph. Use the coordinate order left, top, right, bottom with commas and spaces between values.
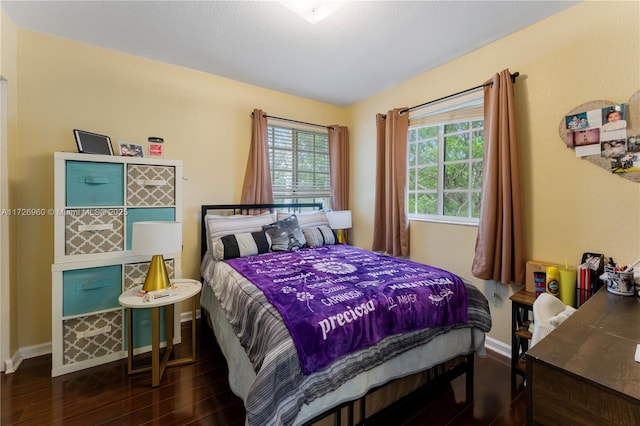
526, 288, 640, 425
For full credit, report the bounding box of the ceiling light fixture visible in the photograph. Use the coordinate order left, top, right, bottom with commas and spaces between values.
281, 1, 344, 24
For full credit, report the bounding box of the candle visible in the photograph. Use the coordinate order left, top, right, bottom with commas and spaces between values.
559, 267, 577, 307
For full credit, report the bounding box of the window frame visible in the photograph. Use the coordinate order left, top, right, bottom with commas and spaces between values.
407, 95, 484, 226
266, 120, 332, 209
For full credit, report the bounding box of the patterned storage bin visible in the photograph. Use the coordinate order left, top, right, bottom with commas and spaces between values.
126, 165, 175, 207
123, 259, 175, 292
65, 209, 125, 255
63, 310, 123, 365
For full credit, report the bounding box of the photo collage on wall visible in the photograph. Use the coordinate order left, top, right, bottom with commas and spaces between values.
564, 103, 639, 173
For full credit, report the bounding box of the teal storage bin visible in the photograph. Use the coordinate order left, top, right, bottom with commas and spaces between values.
66, 161, 124, 207
125, 208, 175, 250
124, 307, 168, 349
63, 265, 122, 317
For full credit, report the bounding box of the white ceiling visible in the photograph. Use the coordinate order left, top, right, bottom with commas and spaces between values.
2, 1, 578, 107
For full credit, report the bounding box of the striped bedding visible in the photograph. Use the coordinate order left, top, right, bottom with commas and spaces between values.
202, 247, 492, 426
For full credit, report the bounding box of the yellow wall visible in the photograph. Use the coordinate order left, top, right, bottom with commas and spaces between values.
14, 30, 345, 348
5, 1, 640, 355
348, 1, 640, 344
1, 8, 19, 364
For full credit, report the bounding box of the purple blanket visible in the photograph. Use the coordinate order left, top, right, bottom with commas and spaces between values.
224, 245, 468, 374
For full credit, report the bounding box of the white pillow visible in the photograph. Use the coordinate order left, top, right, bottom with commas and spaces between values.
277, 210, 330, 229
205, 212, 274, 253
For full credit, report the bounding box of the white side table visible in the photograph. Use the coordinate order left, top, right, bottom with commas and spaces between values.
118, 278, 202, 386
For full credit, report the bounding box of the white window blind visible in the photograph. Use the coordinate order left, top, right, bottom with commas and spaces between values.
267, 123, 331, 208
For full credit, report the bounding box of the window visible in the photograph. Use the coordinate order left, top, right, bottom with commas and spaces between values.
267, 123, 331, 208
407, 97, 484, 224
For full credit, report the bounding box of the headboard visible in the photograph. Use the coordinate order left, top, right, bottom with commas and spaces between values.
200, 203, 323, 260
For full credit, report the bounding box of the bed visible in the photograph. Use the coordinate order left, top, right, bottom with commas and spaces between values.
199, 203, 492, 425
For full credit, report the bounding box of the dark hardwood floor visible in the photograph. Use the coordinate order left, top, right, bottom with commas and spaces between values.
1, 320, 526, 425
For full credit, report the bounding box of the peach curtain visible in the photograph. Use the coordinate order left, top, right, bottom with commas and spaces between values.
328, 125, 349, 211
472, 69, 526, 285
372, 109, 409, 257
240, 109, 274, 204
329, 125, 350, 241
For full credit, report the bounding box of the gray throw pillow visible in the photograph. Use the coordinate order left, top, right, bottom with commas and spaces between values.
263, 215, 307, 251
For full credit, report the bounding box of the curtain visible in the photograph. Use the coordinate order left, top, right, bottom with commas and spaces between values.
328, 125, 349, 211
472, 69, 526, 285
329, 125, 349, 241
240, 108, 273, 204
372, 109, 409, 257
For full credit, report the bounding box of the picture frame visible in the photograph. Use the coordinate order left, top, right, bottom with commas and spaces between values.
73, 129, 114, 155
117, 141, 144, 158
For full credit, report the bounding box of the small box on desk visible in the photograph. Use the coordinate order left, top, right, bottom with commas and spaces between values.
526, 260, 559, 296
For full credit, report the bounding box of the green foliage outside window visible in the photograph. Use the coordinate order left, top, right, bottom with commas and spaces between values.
408, 118, 483, 222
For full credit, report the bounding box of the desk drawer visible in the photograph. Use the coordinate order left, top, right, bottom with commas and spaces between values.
123, 259, 175, 292
127, 165, 175, 207
66, 161, 124, 207
65, 209, 125, 255
63, 310, 123, 365
63, 265, 122, 316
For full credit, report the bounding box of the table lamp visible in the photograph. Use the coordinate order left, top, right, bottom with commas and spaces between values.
326, 210, 352, 244
132, 221, 182, 292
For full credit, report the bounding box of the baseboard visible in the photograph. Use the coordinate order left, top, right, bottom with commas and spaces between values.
4, 310, 202, 374
180, 307, 202, 322
484, 336, 511, 359
3, 354, 17, 373
3, 341, 51, 374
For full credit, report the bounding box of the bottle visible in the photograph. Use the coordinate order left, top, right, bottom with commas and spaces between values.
546, 266, 560, 297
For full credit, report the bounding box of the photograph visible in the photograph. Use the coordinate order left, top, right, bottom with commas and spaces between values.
601, 104, 627, 131
599, 104, 628, 142
565, 112, 589, 130
573, 128, 600, 146
601, 139, 626, 158
627, 135, 640, 153
117, 141, 144, 157
569, 128, 601, 157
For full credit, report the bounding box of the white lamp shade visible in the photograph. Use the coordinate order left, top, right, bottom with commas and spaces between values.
326, 210, 352, 230
132, 221, 182, 256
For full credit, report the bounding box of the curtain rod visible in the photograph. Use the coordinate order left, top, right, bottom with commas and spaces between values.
253, 112, 335, 131
399, 71, 519, 115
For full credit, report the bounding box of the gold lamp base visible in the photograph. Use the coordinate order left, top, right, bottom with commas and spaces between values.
337, 229, 347, 244
142, 255, 171, 292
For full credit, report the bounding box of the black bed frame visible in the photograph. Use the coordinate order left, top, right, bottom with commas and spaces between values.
200, 202, 323, 260
199, 203, 474, 426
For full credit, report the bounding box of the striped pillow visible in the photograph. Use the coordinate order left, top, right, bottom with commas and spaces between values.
277, 210, 330, 229
212, 231, 272, 260
302, 226, 338, 247
205, 212, 274, 253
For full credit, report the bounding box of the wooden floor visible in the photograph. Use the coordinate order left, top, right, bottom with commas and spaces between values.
1, 319, 527, 425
